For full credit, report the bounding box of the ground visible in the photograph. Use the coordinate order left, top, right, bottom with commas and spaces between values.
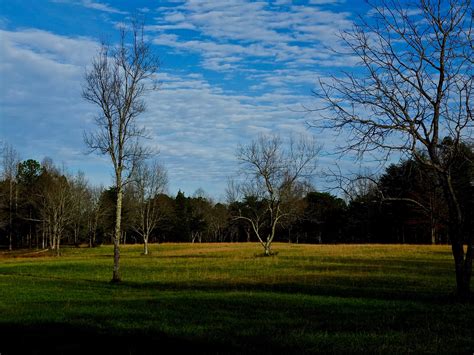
0, 243, 472, 354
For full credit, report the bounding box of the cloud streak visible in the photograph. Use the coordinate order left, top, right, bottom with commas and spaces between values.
149, 0, 354, 79
80, 0, 128, 14
51, 0, 128, 14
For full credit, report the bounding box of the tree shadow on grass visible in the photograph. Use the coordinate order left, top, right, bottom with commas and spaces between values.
116, 278, 451, 304
0, 269, 456, 304
1, 291, 473, 355
0, 323, 226, 355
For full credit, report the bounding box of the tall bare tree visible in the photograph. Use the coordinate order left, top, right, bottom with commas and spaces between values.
1, 143, 20, 250
82, 22, 159, 282
312, 0, 473, 299
231, 134, 320, 255
132, 160, 168, 255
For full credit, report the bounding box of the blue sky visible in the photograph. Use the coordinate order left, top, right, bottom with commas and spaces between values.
0, 0, 370, 199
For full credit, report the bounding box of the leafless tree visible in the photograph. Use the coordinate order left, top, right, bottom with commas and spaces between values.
70, 171, 90, 245
131, 160, 168, 255
82, 22, 159, 282
207, 203, 230, 242
311, 0, 473, 299
231, 134, 320, 255
1, 143, 20, 250
39, 163, 73, 256
87, 185, 105, 248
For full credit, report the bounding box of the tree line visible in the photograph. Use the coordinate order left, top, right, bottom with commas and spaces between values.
1, 141, 471, 253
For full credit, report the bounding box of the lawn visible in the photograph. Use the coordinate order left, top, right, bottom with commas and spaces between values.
0, 243, 472, 354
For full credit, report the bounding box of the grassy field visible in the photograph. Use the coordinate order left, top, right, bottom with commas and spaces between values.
0, 243, 473, 354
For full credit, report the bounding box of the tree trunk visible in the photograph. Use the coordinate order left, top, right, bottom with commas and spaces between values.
56, 231, 60, 257
112, 186, 122, 283
441, 173, 471, 300
264, 246, 271, 256
143, 234, 148, 255
29, 217, 32, 249
88, 221, 92, 248
74, 226, 78, 245
451, 239, 472, 301
92, 213, 98, 247
431, 224, 436, 245
8, 179, 13, 251
50, 231, 54, 250
50, 224, 53, 249
264, 241, 271, 256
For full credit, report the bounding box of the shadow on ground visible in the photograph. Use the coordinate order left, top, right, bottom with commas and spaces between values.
0, 324, 229, 355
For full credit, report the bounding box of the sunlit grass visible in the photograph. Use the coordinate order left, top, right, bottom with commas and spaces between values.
0, 243, 472, 354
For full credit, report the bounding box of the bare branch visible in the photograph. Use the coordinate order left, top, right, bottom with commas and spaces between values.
232, 134, 321, 255
82, 20, 159, 281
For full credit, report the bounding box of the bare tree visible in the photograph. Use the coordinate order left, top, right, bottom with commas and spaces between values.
82, 22, 159, 282
312, 0, 473, 299
39, 163, 73, 256
87, 185, 105, 248
70, 171, 91, 245
207, 203, 230, 242
231, 134, 320, 255
131, 160, 168, 255
1, 143, 20, 250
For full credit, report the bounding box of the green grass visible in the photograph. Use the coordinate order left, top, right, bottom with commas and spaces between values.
0, 243, 472, 354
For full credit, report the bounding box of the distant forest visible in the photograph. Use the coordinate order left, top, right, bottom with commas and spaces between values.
1, 141, 472, 250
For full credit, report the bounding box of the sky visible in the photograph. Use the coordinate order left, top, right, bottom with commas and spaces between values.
0, 0, 371, 200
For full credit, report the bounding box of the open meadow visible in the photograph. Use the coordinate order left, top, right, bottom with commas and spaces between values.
0, 243, 473, 354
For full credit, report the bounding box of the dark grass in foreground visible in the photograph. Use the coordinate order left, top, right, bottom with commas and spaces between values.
0, 243, 472, 354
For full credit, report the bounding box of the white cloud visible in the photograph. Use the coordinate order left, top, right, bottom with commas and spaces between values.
309, 0, 345, 4
2, 0, 368, 197
81, 0, 127, 14
0, 29, 98, 66
149, 0, 355, 82
0, 29, 106, 176
0, 28, 324, 197
51, 0, 127, 14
